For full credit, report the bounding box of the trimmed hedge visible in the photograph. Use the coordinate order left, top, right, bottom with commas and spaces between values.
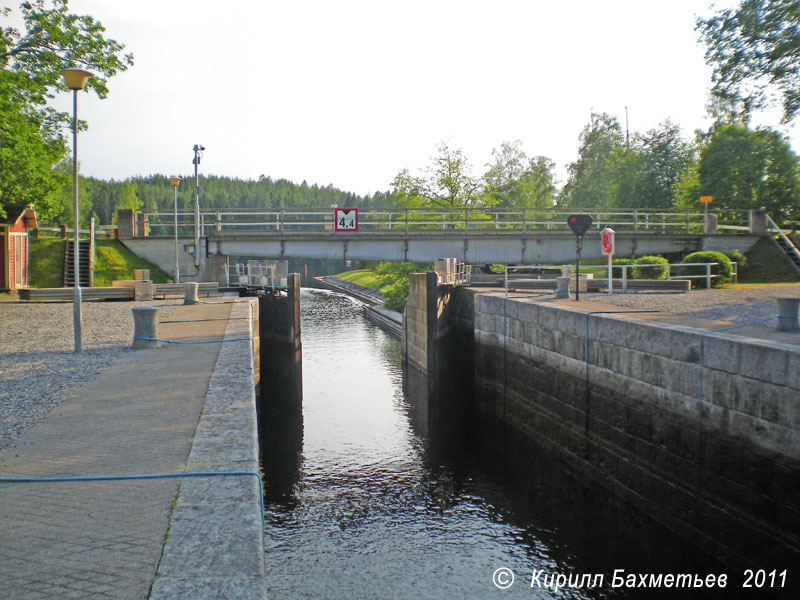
632, 255, 669, 280
611, 258, 636, 279
680, 251, 733, 288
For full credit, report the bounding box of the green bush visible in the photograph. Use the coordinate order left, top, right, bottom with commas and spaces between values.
375, 261, 426, 287
725, 249, 747, 271
383, 276, 409, 312
611, 258, 635, 279
632, 255, 669, 280
680, 251, 733, 288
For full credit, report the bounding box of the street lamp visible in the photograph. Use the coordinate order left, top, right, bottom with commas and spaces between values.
169, 176, 182, 282
61, 68, 93, 353
192, 144, 205, 268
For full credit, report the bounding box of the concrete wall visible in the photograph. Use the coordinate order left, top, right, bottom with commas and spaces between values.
472, 292, 800, 578
149, 299, 267, 598
121, 238, 228, 284
402, 273, 474, 439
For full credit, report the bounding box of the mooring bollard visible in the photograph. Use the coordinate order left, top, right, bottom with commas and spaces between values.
184, 282, 199, 305
132, 306, 161, 349
776, 297, 800, 331
555, 276, 571, 299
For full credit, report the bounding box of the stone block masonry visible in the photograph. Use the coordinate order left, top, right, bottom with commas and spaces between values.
149, 299, 267, 599
472, 292, 800, 585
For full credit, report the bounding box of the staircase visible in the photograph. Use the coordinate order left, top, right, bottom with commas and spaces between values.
764, 214, 800, 278
64, 239, 93, 287
773, 234, 800, 275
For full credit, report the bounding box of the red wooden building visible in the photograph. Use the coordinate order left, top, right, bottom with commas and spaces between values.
1, 207, 37, 291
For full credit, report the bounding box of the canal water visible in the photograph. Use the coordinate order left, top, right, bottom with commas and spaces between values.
260, 289, 729, 599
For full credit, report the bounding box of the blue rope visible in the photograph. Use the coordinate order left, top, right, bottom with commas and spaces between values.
132, 336, 250, 344
0, 471, 265, 527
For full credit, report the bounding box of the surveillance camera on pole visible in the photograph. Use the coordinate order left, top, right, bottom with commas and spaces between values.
567, 214, 593, 301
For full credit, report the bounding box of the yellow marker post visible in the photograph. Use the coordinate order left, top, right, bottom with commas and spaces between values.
700, 196, 712, 233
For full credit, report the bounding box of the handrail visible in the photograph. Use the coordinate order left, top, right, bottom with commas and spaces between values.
766, 214, 800, 264
502, 261, 738, 293
140, 208, 718, 235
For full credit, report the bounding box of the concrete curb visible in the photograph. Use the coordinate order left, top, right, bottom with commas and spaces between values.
149, 299, 267, 599
365, 303, 402, 338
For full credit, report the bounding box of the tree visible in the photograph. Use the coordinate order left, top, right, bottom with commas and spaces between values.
0, 0, 133, 221
0, 73, 66, 220
116, 181, 140, 211
561, 115, 695, 209
391, 141, 483, 208
483, 141, 557, 208
697, 0, 800, 123
676, 124, 800, 219
559, 113, 624, 208
631, 120, 695, 208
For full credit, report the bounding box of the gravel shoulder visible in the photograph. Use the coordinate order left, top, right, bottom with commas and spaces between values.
0, 299, 182, 450
579, 284, 800, 325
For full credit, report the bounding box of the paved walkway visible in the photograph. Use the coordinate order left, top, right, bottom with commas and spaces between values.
0, 301, 233, 599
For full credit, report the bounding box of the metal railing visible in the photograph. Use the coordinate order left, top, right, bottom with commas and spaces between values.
140, 208, 738, 236
502, 261, 738, 294
766, 214, 800, 265
227, 260, 288, 289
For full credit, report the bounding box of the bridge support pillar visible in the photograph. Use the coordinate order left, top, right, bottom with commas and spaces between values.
750, 209, 767, 235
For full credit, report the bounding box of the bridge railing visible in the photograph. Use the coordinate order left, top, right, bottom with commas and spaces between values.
141, 207, 757, 236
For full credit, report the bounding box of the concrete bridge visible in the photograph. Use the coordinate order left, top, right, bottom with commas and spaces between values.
117, 207, 769, 283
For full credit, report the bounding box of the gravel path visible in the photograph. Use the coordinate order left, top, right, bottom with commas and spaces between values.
0, 299, 182, 451
580, 285, 800, 325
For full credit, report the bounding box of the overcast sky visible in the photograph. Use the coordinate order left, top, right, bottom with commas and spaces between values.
34, 0, 798, 196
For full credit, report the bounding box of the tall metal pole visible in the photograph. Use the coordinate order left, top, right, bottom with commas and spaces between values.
72, 88, 82, 353
171, 178, 181, 282
625, 106, 630, 150
575, 237, 582, 302
193, 145, 202, 268
61, 68, 92, 353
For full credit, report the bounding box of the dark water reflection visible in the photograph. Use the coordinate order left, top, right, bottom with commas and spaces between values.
261, 289, 730, 599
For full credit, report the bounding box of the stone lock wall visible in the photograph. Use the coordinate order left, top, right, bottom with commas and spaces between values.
472, 293, 800, 576
402, 273, 475, 436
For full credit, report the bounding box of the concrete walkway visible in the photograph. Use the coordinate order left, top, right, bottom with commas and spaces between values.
495, 290, 800, 347
0, 300, 264, 599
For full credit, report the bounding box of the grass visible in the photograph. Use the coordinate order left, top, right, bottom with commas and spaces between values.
94, 238, 170, 286
27, 235, 169, 288
333, 269, 392, 293
737, 238, 800, 284
28, 236, 66, 287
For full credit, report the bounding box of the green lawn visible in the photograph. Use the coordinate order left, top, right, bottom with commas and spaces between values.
333, 269, 391, 293
93, 238, 170, 286
28, 236, 66, 287
28, 235, 170, 287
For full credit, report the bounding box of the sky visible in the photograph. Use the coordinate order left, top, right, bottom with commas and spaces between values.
27, 0, 799, 196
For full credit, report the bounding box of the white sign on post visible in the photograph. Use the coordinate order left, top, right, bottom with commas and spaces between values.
601, 227, 615, 294
334, 208, 358, 232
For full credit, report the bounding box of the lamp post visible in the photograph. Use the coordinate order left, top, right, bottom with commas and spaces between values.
192, 144, 205, 268
61, 68, 93, 353
169, 176, 182, 282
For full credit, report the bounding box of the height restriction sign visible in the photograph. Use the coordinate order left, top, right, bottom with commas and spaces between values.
334, 208, 358, 232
